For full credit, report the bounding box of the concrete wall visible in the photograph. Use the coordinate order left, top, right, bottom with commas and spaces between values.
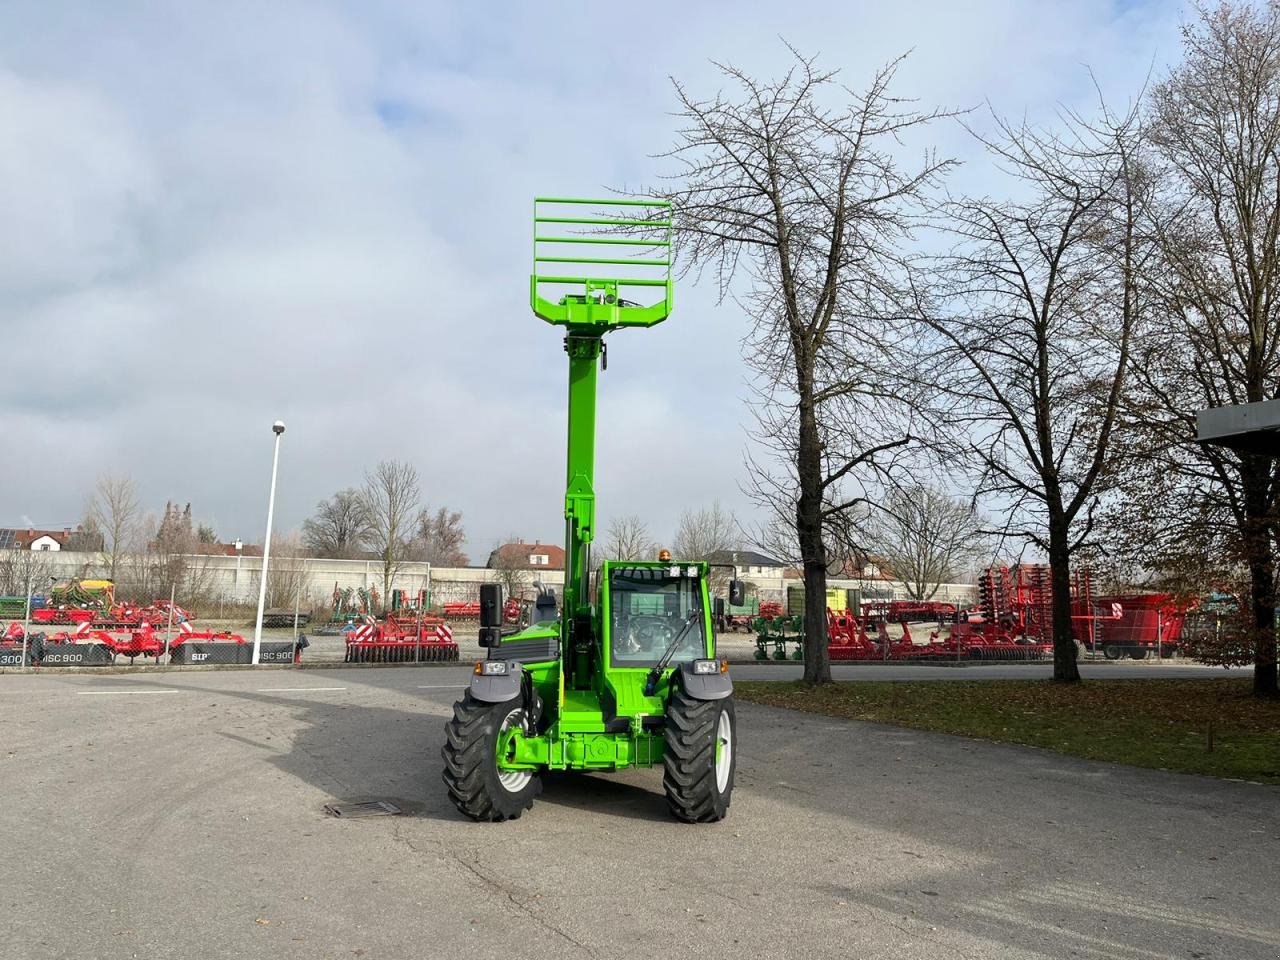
21, 550, 568, 606
21, 550, 975, 611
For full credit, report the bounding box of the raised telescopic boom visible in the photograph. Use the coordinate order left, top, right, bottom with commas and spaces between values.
530, 197, 673, 687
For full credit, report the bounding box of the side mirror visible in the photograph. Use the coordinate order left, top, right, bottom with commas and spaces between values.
714, 597, 725, 618
729, 579, 745, 607
479, 583, 504, 647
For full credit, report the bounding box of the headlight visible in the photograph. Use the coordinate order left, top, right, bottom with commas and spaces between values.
478, 660, 508, 676
692, 659, 718, 675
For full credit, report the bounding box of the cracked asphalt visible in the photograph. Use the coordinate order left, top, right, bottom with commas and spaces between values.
2, 666, 1277, 960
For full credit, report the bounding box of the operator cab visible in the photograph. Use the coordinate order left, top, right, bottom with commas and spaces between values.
608, 563, 709, 666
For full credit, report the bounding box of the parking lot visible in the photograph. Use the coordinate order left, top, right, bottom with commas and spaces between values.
3, 663, 1276, 960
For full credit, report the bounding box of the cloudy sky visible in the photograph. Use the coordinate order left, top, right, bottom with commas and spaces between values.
1, 0, 1188, 560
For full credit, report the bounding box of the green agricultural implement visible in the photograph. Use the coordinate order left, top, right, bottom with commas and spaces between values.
752, 615, 805, 661
442, 197, 740, 823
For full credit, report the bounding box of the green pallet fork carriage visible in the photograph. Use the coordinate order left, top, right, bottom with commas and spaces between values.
442, 197, 739, 823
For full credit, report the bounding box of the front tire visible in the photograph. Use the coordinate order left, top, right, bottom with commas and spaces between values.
441, 693, 541, 822
663, 686, 735, 823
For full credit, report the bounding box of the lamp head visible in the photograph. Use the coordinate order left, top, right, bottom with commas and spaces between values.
272, 420, 286, 436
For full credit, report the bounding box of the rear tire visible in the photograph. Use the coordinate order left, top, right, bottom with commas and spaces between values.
1102, 643, 1123, 660
1129, 648, 1148, 661
663, 686, 735, 823
441, 692, 541, 822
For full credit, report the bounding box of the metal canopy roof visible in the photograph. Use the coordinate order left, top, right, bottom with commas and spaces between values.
1196, 399, 1280, 456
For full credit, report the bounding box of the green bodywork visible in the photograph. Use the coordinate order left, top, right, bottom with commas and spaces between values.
492, 197, 713, 774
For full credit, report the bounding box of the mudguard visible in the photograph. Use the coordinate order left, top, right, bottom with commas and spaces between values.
676, 662, 733, 700
469, 661, 523, 703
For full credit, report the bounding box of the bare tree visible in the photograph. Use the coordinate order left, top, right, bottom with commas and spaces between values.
362, 460, 421, 609
65, 516, 104, 554
919, 97, 1150, 682
0, 548, 54, 598
671, 503, 739, 560
410, 506, 468, 567
1118, 1, 1280, 697
302, 488, 373, 559
87, 472, 141, 582
601, 514, 655, 561
263, 533, 312, 611
863, 484, 989, 600
487, 537, 530, 600
646, 49, 952, 683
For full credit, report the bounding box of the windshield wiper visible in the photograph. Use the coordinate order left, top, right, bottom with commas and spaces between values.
644, 609, 701, 696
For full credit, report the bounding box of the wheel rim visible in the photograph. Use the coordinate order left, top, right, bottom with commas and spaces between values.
714, 709, 732, 793
496, 708, 532, 793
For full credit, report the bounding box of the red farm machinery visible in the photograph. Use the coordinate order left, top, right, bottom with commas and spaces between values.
819, 565, 1192, 662
343, 614, 458, 662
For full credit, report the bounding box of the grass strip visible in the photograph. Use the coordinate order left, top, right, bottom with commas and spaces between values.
735, 678, 1280, 784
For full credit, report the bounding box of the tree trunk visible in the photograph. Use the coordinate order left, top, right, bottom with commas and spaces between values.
1047, 508, 1081, 683
796, 393, 831, 685
1241, 458, 1278, 698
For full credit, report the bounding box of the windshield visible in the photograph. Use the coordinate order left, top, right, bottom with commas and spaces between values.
608, 566, 707, 666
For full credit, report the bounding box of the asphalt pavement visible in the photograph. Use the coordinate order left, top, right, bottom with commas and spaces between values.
1, 665, 1275, 959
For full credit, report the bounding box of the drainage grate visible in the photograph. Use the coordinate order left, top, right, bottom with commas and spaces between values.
324, 800, 403, 819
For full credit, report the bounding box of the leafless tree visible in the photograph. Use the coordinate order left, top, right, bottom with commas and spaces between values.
919, 97, 1150, 682
302, 488, 373, 559
671, 503, 739, 560
263, 533, 312, 611
87, 472, 141, 582
65, 517, 104, 554
645, 49, 953, 682
0, 548, 54, 598
487, 536, 530, 600
1117, 1, 1280, 697
410, 506, 468, 567
863, 484, 989, 600
601, 514, 655, 561
362, 460, 421, 609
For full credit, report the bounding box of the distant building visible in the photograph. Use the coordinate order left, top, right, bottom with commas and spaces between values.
0, 526, 103, 552
707, 549, 789, 581
487, 541, 566, 571
192, 540, 263, 557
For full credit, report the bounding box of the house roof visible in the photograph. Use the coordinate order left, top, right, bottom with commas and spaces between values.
708, 549, 788, 568
487, 541, 566, 570
1, 527, 71, 548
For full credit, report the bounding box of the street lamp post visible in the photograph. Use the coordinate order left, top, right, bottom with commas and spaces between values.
252, 420, 286, 665
20, 573, 33, 669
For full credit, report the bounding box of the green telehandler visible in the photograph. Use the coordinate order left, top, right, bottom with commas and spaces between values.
441, 197, 740, 823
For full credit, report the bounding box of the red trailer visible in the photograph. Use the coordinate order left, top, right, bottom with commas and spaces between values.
1088, 594, 1191, 659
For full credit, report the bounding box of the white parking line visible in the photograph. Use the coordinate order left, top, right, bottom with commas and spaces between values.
77, 690, 184, 696
256, 686, 347, 692
417, 684, 462, 689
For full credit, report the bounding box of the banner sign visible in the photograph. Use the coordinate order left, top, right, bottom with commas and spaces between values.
169, 641, 295, 665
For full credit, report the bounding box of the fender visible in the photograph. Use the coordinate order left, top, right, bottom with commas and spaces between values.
676, 662, 733, 701
469, 661, 523, 703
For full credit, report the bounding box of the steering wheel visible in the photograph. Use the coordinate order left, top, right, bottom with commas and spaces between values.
621, 615, 677, 655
